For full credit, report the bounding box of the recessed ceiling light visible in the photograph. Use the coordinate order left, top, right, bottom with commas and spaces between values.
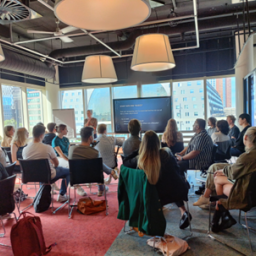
149, 0, 165, 8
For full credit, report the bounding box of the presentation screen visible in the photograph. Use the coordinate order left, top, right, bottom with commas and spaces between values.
113, 97, 172, 133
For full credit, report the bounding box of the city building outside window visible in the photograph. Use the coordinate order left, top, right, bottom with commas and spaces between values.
192, 97, 196, 101
176, 105, 180, 109
193, 105, 197, 109
185, 112, 189, 116
112, 85, 137, 99
190, 89, 194, 93
183, 97, 187, 101
141, 83, 170, 97
194, 112, 198, 116
181, 90, 185, 94
184, 105, 188, 109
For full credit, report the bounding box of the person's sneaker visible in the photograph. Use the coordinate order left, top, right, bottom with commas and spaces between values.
98, 186, 109, 197
57, 194, 69, 203
111, 169, 119, 180
193, 195, 210, 206
51, 183, 60, 191
104, 176, 112, 185
76, 187, 87, 196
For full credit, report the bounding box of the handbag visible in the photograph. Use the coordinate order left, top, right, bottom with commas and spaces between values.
77, 197, 106, 215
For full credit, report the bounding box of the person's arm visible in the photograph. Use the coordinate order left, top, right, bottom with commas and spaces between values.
84, 118, 90, 127
177, 150, 200, 161
51, 157, 59, 168
54, 146, 69, 161
177, 146, 188, 156
123, 149, 139, 168
93, 118, 98, 132
49, 147, 59, 167
11, 144, 19, 165
223, 155, 245, 180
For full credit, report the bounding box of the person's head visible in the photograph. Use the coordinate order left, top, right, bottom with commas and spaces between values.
216, 120, 229, 135
36, 122, 45, 127
47, 123, 57, 133
97, 124, 107, 135
33, 125, 46, 141
80, 126, 94, 144
87, 109, 93, 118
128, 119, 141, 136
163, 119, 178, 147
193, 119, 206, 133
56, 124, 68, 135
244, 127, 256, 150
226, 115, 236, 126
12, 127, 29, 147
238, 113, 250, 126
138, 130, 161, 185
4, 126, 15, 138
208, 117, 217, 128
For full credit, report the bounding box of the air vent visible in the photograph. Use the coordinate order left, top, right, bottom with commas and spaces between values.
0, 0, 41, 24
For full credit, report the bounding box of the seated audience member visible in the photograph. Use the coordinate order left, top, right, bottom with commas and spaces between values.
211, 127, 256, 232
211, 120, 231, 161
52, 124, 86, 196
176, 119, 213, 176
84, 109, 98, 139
227, 115, 240, 144
122, 119, 141, 157
11, 128, 29, 173
162, 119, 184, 155
194, 126, 256, 209
22, 125, 70, 202
69, 127, 119, 197
43, 123, 57, 145
95, 124, 123, 184
137, 130, 191, 229
230, 113, 250, 157
207, 117, 217, 137
2, 126, 15, 147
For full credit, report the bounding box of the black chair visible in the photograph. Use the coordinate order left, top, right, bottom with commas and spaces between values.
208, 171, 256, 255
5, 162, 17, 176
1, 147, 10, 154
19, 159, 66, 214
0, 175, 17, 248
161, 142, 184, 155
68, 158, 108, 219
6, 151, 13, 164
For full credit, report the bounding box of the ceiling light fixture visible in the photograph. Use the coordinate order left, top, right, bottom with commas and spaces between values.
82, 55, 117, 84
54, 0, 151, 31
0, 44, 5, 62
131, 34, 176, 72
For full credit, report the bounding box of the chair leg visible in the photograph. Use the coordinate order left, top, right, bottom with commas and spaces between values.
104, 184, 109, 216
244, 212, 253, 255
53, 180, 68, 214
68, 186, 76, 219
183, 201, 193, 239
0, 215, 11, 247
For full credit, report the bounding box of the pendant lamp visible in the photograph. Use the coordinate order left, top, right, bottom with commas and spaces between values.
0, 44, 5, 62
54, 0, 151, 31
131, 34, 176, 72
82, 55, 117, 84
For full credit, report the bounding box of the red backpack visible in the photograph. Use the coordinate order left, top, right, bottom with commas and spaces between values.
11, 212, 56, 256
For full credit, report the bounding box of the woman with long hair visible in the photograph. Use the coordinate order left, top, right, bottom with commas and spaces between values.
138, 130, 191, 229
2, 126, 15, 147
11, 128, 29, 173
162, 119, 183, 154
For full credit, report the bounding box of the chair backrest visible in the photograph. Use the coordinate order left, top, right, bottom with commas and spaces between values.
5, 162, 17, 176
211, 144, 218, 163
246, 171, 256, 211
19, 159, 52, 184
68, 158, 104, 186
6, 151, 13, 164
0, 175, 16, 215
161, 142, 184, 155
2, 147, 11, 153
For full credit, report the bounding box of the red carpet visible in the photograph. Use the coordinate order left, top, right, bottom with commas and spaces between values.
0, 181, 124, 256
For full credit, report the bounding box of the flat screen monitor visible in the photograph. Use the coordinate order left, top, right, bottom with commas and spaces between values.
113, 97, 172, 133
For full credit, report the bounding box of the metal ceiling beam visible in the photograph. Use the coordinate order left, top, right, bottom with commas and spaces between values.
37, 0, 54, 11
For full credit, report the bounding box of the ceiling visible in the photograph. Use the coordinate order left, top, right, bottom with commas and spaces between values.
1, 0, 256, 64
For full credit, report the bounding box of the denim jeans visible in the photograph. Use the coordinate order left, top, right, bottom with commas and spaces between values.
230, 147, 243, 157
51, 166, 70, 195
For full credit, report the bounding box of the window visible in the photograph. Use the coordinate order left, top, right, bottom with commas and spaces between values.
27, 89, 43, 133
61, 89, 84, 135
186, 127, 190, 130
141, 83, 170, 97
194, 112, 198, 116
173, 80, 204, 130
193, 104, 197, 109
2, 85, 23, 128
81, 117, 83, 120
201, 97, 204, 100
175, 98, 178, 102
112, 85, 137, 99
206, 77, 236, 119
81, 111, 84, 114
173, 91, 176, 95
185, 121, 190, 124
178, 83, 182, 87
76, 99, 79, 102
176, 105, 180, 109
177, 113, 181, 117
64, 99, 67, 103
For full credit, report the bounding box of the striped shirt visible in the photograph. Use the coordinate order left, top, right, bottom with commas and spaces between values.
186, 129, 213, 169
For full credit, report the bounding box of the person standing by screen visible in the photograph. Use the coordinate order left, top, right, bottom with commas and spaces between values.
84, 110, 98, 139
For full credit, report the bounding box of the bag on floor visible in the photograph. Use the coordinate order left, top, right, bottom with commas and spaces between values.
77, 197, 106, 215
33, 185, 51, 213
11, 212, 56, 256
147, 234, 190, 256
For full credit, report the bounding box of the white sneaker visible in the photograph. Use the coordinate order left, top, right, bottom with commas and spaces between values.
51, 183, 60, 191
193, 195, 210, 206
104, 176, 112, 185
57, 194, 69, 203
76, 186, 87, 196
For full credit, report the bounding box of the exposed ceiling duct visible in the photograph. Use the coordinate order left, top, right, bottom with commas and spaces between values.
0, 47, 55, 79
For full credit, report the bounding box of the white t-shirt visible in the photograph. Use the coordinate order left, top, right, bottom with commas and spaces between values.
22, 142, 57, 179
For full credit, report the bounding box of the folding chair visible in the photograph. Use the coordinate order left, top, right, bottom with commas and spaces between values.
0, 175, 18, 248
68, 158, 108, 219
6, 151, 13, 164
5, 162, 17, 176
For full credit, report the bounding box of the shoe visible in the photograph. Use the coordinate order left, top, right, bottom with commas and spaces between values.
57, 194, 69, 203
195, 185, 205, 195
104, 176, 112, 185
111, 169, 119, 180
193, 195, 210, 206
198, 203, 216, 210
76, 186, 87, 196
211, 209, 222, 233
219, 205, 237, 230
51, 183, 60, 191
179, 211, 192, 229
98, 186, 109, 197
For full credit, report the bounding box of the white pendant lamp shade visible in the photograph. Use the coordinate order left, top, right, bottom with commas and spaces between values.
131, 34, 176, 72
54, 0, 151, 31
0, 44, 5, 62
82, 55, 117, 84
